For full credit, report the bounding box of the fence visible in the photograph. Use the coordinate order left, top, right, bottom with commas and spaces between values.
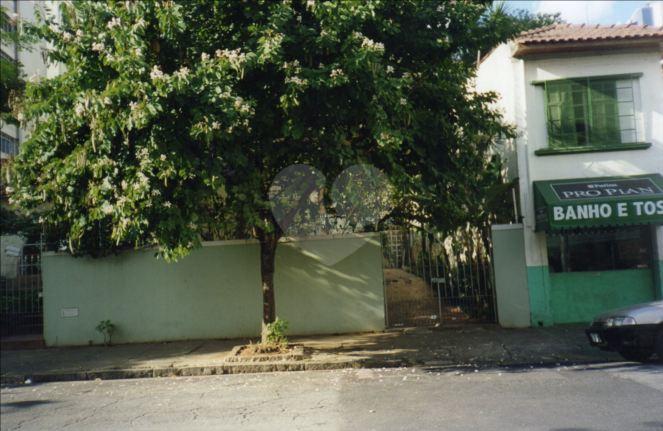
1, 242, 44, 336
382, 228, 496, 327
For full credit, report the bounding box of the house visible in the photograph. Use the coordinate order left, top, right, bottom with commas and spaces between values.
478, 24, 663, 327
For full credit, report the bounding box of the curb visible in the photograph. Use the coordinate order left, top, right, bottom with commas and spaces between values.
1, 358, 388, 385
1, 356, 628, 386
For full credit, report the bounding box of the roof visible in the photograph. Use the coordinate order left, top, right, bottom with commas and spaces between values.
513, 24, 663, 58
517, 23, 663, 44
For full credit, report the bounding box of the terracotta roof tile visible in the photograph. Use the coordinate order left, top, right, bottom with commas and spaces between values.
516, 23, 663, 44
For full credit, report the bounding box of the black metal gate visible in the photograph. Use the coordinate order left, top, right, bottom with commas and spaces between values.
1, 243, 44, 337
382, 228, 496, 327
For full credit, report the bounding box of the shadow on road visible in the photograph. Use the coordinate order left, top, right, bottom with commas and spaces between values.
1, 399, 57, 409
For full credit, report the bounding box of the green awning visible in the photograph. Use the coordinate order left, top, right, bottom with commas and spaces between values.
534, 174, 663, 232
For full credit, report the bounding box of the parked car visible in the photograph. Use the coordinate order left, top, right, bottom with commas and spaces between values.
586, 301, 663, 362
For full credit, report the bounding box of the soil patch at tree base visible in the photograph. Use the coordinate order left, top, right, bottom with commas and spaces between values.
225, 344, 308, 362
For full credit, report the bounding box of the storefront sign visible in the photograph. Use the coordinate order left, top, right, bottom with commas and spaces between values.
552, 200, 663, 222
533, 174, 663, 231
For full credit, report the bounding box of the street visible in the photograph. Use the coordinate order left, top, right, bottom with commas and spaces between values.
1, 363, 662, 431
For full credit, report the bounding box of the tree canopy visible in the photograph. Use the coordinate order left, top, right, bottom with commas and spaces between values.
11, 0, 521, 256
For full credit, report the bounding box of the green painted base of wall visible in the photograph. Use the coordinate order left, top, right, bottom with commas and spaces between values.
526, 266, 553, 327
526, 266, 656, 326
550, 269, 655, 324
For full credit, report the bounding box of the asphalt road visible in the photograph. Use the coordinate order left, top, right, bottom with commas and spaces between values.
1, 363, 662, 431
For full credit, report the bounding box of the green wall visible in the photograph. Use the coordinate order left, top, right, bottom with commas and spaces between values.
42, 235, 385, 346
527, 266, 656, 325
550, 269, 655, 324
526, 266, 553, 326
275, 238, 385, 335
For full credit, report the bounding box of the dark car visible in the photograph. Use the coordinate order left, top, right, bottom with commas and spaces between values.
586, 301, 663, 362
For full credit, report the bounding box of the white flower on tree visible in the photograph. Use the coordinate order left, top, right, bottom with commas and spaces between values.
150, 65, 164, 80
91, 42, 105, 52
107, 17, 121, 29
74, 103, 85, 117
361, 37, 384, 53
101, 201, 114, 215
175, 66, 190, 79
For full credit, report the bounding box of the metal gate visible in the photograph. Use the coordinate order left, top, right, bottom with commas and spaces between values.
1, 243, 44, 337
382, 228, 496, 327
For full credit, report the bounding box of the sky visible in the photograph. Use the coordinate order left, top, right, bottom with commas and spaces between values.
503, 1, 653, 25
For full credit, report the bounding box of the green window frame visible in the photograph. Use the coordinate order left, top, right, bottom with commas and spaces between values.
542, 74, 640, 150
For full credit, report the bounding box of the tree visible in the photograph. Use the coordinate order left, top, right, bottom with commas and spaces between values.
463, 2, 562, 65
12, 0, 514, 342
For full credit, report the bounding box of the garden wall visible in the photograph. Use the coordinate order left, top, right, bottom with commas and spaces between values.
42, 234, 385, 346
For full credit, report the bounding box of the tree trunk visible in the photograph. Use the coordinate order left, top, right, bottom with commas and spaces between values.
259, 233, 278, 344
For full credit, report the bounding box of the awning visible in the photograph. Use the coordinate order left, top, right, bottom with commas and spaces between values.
533, 174, 663, 232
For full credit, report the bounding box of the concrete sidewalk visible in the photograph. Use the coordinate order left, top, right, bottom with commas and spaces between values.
1, 325, 622, 384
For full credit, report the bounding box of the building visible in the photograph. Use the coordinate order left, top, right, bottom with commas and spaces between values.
478, 24, 663, 327
629, 1, 663, 27
1, 0, 60, 163
1, 0, 55, 282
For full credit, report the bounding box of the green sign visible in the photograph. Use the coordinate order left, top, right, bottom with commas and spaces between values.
533, 174, 663, 232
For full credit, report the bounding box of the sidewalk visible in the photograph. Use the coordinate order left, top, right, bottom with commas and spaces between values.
1, 325, 621, 384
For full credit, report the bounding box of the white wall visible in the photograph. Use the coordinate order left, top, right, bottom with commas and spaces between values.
475, 44, 523, 181
0, 234, 25, 278
478, 45, 663, 267
522, 51, 663, 181
520, 51, 663, 266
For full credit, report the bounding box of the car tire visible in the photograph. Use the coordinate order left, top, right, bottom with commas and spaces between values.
618, 347, 653, 363
655, 328, 663, 360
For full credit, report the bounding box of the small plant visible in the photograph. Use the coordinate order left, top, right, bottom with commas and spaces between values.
265, 317, 289, 348
95, 320, 116, 346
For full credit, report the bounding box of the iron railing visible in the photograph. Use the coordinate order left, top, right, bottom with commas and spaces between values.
1, 243, 45, 336
382, 228, 496, 327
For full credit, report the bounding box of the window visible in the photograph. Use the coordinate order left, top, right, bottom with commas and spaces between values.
544, 75, 639, 148
0, 132, 19, 156
547, 226, 652, 273
1, 10, 16, 34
